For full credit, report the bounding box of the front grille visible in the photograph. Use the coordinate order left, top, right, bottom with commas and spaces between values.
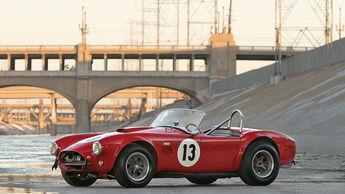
60, 151, 85, 164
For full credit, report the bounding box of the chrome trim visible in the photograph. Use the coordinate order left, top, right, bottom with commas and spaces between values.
125, 152, 150, 182
92, 141, 102, 156
252, 150, 274, 178
49, 142, 58, 156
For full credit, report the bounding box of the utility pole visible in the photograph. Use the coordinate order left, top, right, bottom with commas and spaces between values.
157, 0, 160, 47
187, 0, 190, 46
177, 0, 180, 45
214, 0, 218, 34
325, 0, 333, 44
228, 0, 233, 34
222, 6, 225, 33
336, 8, 344, 39
142, 0, 145, 46
79, 6, 89, 45
275, 0, 282, 76
50, 93, 57, 136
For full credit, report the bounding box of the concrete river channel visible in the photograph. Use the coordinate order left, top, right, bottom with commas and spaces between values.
0, 135, 344, 194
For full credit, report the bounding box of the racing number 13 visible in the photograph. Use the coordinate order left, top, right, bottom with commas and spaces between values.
177, 138, 200, 167
182, 144, 196, 161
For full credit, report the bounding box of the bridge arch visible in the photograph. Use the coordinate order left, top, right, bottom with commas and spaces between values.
0, 81, 77, 107
0, 85, 76, 135
90, 86, 197, 130
88, 77, 209, 110
90, 85, 200, 111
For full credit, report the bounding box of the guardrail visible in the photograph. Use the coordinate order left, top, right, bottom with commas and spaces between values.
236, 46, 314, 52
0, 45, 76, 52
89, 45, 209, 51
0, 45, 314, 53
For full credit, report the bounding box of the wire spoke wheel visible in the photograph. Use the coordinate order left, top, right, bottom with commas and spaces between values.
125, 152, 150, 182
252, 150, 274, 178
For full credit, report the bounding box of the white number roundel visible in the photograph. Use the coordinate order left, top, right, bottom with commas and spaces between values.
177, 138, 200, 167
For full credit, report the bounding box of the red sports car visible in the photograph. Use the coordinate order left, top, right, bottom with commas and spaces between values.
50, 108, 296, 188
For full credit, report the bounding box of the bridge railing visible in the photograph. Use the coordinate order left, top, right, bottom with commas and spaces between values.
89, 45, 209, 51
236, 46, 314, 52
0, 44, 314, 53
0, 45, 76, 52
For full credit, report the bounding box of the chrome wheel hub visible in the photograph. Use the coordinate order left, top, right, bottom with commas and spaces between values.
252, 150, 274, 178
125, 152, 150, 182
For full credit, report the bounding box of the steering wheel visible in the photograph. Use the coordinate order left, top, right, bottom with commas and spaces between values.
186, 123, 202, 134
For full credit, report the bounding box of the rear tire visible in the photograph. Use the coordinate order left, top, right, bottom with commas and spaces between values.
187, 177, 217, 185
239, 141, 279, 186
61, 171, 97, 187
113, 145, 156, 188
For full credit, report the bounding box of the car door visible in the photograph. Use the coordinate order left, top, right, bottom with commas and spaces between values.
156, 127, 202, 172
198, 133, 243, 172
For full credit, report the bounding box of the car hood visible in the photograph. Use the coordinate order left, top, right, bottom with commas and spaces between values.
61, 126, 165, 152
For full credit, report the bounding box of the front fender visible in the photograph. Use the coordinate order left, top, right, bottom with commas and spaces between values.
100, 134, 157, 173
55, 133, 103, 156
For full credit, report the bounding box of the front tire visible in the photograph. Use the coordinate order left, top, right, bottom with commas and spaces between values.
187, 177, 217, 185
239, 141, 280, 186
61, 171, 97, 187
114, 145, 156, 188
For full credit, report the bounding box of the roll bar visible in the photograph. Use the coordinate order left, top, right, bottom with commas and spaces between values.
228, 109, 244, 133
206, 109, 245, 135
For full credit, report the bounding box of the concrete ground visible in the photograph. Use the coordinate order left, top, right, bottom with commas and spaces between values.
1, 153, 344, 194
0, 169, 344, 194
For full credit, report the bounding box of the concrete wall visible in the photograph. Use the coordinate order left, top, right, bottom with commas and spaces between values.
211, 64, 275, 93
211, 38, 345, 94
282, 38, 345, 77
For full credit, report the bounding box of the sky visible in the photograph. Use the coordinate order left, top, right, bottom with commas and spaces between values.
0, 0, 344, 73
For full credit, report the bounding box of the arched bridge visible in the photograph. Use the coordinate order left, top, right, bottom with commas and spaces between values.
0, 43, 309, 132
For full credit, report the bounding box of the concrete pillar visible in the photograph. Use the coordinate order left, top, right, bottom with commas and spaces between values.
126, 98, 132, 120
59, 54, 63, 71
156, 54, 159, 71
121, 53, 125, 71
104, 54, 108, 71
209, 46, 236, 80
42, 54, 48, 71
206, 56, 210, 72
38, 99, 45, 131
208, 33, 237, 80
173, 54, 177, 71
76, 43, 92, 76
190, 54, 195, 71
24, 54, 29, 71
76, 99, 91, 133
50, 94, 57, 136
76, 79, 91, 133
139, 54, 142, 71
7, 54, 11, 71
27, 55, 32, 71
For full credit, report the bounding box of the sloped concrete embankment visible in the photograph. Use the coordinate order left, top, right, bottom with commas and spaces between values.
130, 62, 345, 155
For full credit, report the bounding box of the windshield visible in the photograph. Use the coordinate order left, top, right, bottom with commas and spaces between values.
150, 108, 206, 133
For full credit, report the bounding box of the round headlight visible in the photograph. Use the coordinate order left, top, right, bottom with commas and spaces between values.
92, 141, 102, 156
49, 142, 58, 156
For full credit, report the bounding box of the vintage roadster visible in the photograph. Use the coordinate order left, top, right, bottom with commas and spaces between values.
50, 108, 296, 188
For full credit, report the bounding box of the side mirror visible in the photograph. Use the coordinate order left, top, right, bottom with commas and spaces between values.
173, 120, 179, 126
